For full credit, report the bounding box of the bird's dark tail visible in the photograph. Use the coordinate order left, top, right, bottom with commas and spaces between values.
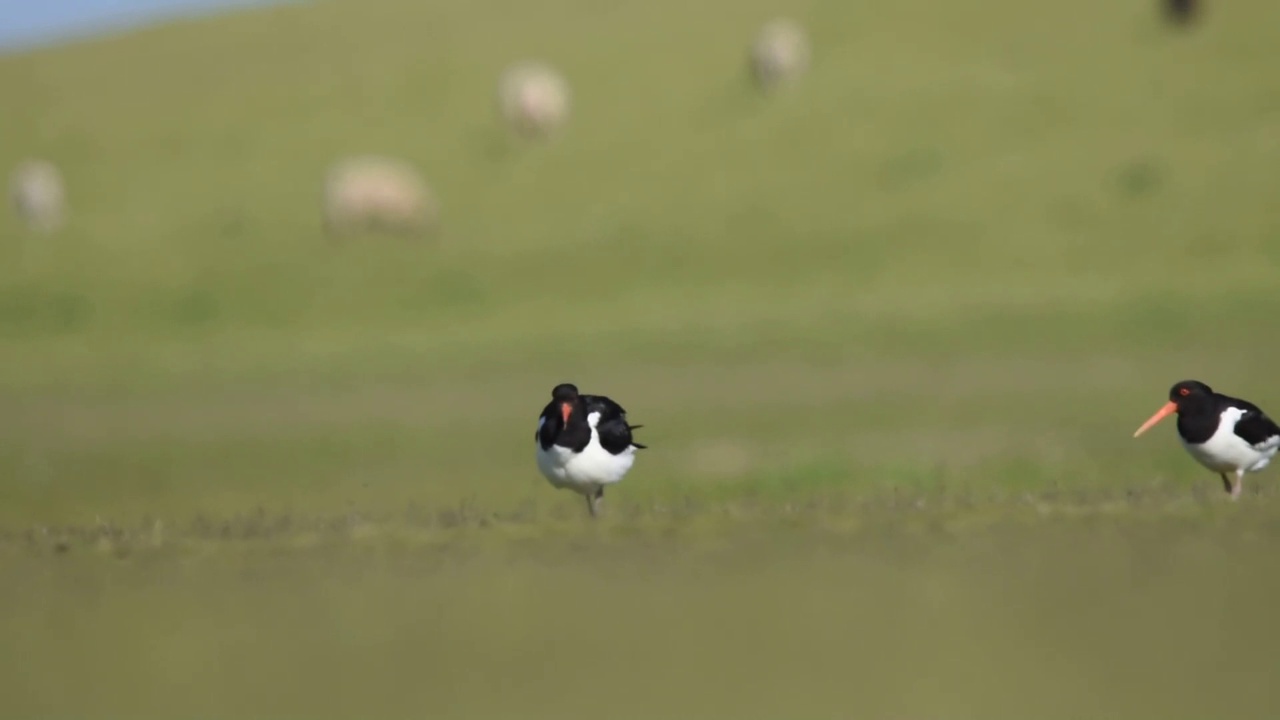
629, 424, 647, 449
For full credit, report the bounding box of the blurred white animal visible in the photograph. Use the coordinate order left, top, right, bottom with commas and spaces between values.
9, 160, 66, 233
497, 61, 571, 138
750, 19, 811, 91
322, 155, 437, 237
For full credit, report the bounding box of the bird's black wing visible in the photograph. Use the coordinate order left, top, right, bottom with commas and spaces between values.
535, 400, 560, 450
1226, 396, 1280, 449
582, 394, 646, 454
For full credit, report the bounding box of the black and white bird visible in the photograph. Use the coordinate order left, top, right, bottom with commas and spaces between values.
1133, 380, 1280, 499
535, 383, 646, 516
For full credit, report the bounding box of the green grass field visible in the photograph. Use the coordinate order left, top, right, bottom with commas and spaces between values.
3, 0, 1280, 716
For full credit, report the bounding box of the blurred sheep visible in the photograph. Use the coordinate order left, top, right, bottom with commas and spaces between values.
496, 61, 570, 138
9, 160, 66, 233
749, 19, 811, 91
322, 155, 438, 237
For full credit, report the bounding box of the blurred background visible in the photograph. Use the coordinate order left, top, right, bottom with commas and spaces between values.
2, 0, 1280, 717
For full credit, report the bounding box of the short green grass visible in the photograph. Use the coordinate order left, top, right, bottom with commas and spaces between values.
2, 0, 1280, 716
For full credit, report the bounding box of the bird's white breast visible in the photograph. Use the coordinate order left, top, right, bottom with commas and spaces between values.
534, 411, 636, 491
1182, 407, 1280, 473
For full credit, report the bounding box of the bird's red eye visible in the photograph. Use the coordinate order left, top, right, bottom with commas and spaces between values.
1179, 388, 1190, 396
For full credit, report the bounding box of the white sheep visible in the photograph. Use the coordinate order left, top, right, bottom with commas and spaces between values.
750, 19, 811, 91
9, 160, 66, 233
496, 61, 571, 138
322, 155, 438, 237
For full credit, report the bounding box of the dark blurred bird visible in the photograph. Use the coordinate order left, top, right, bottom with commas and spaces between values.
1164, 0, 1199, 26
535, 383, 646, 517
1133, 380, 1280, 499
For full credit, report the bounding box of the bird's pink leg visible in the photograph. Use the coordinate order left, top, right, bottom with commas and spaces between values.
585, 486, 603, 517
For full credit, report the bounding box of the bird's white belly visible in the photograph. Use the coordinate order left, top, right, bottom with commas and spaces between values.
1182, 423, 1278, 474
536, 433, 636, 493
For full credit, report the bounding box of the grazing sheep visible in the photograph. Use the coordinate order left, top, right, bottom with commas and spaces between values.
322, 155, 437, 237
9, 160, 66, 233
749, 18, 811, 91
496, 61, 570, 138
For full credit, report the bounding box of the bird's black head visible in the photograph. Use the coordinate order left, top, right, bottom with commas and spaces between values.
1168, 380, 1213, 405
551, 383, 579, 401
550, 383, 580, 426
1134, 379, 1216, 438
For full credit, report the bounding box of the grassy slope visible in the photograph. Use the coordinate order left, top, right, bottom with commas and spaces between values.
3, 2, 1280, 717
2, 0, 1277, 523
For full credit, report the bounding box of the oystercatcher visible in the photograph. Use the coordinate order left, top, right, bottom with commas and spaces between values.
535, 383, 646, 517
1133, 380, 1280, 499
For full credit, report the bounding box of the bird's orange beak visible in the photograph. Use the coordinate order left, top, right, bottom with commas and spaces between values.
1133, 401, 1177, 438
561, 402, 572, 425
